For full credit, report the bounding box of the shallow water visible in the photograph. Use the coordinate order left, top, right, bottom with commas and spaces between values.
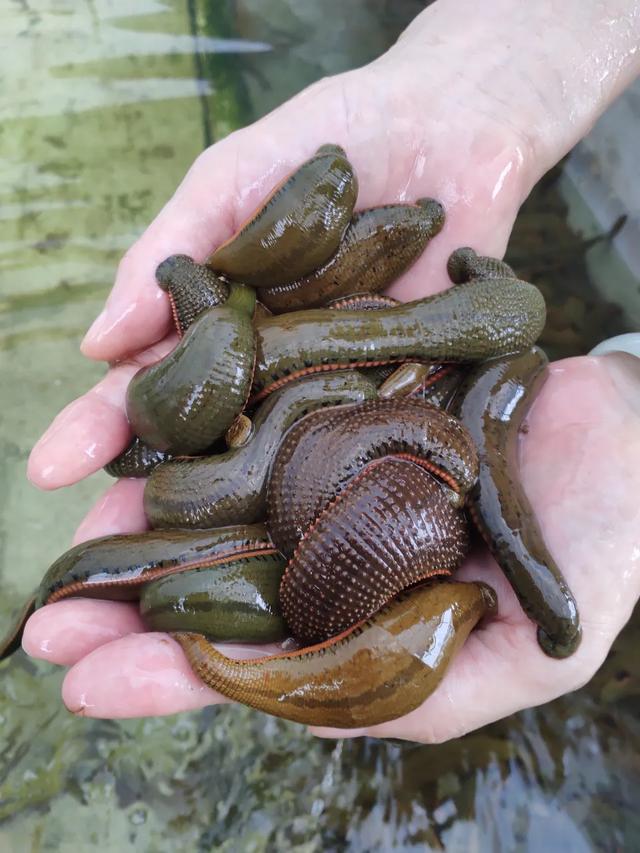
0, 2, 638, 850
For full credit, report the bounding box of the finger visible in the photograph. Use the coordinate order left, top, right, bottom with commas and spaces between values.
72, 478, 148, 544
28, 334, 177, 490
22, 600, 145, 666
61, 633, 223, 718
60, 634, 283, 719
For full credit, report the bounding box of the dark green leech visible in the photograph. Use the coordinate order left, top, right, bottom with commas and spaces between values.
251, 276, 546, 400
104, 436, 171, 479
452, 347, 581, 658
126, 304, 256, 455
38, 524, 276, 607
156, 254, 230, 335
144, 370, 378, 530
0, 526, 277, 656
207, 145, 358, 287
140, 553, 287, 643
447, 246, 516, 283
0, 595, 37, 659
259, 199, 445, 313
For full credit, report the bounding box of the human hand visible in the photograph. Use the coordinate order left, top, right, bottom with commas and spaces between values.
22, 352, 640, 741
23, 0, 640, 738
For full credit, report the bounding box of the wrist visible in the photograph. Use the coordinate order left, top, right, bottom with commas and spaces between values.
380, 0, 640, 194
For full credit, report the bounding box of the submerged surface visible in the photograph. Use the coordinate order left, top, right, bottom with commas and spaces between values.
0, 1, 638, 850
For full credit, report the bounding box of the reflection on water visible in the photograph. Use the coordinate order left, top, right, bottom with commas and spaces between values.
0, 1, 638, 850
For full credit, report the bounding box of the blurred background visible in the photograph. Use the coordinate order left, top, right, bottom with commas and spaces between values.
0, 1, 638, 849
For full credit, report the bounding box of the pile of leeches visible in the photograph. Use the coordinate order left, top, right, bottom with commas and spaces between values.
2, 144, 581, 728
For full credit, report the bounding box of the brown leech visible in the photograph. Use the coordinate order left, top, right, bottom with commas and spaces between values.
259, 199, 445, 313
174, 580, 497, 728
267, 398, 478, 558
280, 457, 469, 645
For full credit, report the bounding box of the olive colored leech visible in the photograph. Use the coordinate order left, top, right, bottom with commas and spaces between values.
378, 363, 464, 401
207, 144, 358, 288
226, 413, 253, 448
107, 273, 254, 478
281, 457, 469, 645
0, 525, 281, 653
259, 199, 445, 313
104, 436, 171, 479
144, 370, 378, 530
452, 347, 581, 658
175, 580, 496, 728
447, 246, 516, 283
126, 302, 256, 455
267, 398, 478, 559
139, 553, 287, 643
39, 524, 276, 605
156, 254, 230, 335
251, 275, 546, 401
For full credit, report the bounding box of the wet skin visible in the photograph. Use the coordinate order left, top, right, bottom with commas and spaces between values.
452, 347, 581, 658
175, 580, 497, 728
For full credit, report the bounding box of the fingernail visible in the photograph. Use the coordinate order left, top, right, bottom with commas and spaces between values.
80, 301, 138, 356
81, 309, 109, 350
590, 333, 640, 358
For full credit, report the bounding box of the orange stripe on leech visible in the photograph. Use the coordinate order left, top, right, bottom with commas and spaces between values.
389, 452, 462, 494
44, 545, 279, 604
168, 293, 184, 337
249, 358, 432, 405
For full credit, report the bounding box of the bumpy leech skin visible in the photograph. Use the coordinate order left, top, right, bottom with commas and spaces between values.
37, 524, 275, 607
259, 198, 445, 313
156, 254, 230, 335
252, 276, 546, 399
207, 144, 358, 288
281, 457, 469, 646
126, 304, 256, 455
447, 246, 516, 283
453, 347, 581, 658
174, 580, 497, 728
327, 293, 400, 311
143, 371, 378, 530
139, 553, 288, 644
104, 436, 172, 479
267, 398, 478, 558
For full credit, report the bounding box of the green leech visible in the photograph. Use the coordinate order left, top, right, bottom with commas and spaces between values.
252, 276, 546, 396
126, 303, 256, 455
452, 346, 581, 658
140, 553, 287, 643
144, 370, 378, 530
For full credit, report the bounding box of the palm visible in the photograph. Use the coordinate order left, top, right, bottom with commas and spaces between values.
24, 68, 640, 740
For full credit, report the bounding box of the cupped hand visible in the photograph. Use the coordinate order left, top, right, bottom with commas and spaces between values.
23, 352, 640, 740
22, 2, 640, 740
